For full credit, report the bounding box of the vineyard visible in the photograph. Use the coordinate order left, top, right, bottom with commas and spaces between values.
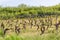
0, 4, 60, 40
0, 15, 60, 40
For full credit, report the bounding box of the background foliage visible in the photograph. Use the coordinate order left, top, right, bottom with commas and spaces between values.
0, 4, 60, 19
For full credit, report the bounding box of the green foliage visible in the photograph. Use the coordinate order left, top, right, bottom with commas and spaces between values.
0, 33, 59, 40
0, 4, 60, 19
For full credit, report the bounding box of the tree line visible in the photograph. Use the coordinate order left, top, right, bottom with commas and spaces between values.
0, 4, 60, 19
